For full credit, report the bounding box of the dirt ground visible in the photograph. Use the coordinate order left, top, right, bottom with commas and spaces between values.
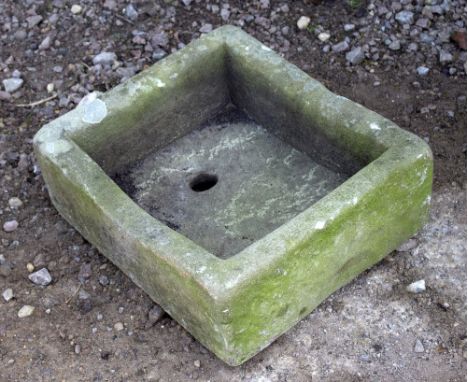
0, 1, 466, 381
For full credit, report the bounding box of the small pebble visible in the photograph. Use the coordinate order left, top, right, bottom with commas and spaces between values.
46, 83, 55, 93
99, 275, 109, 286
114, 322, 124, 331
39, 36, 52, 50
2, 288, 13, 301
74, 344, 81, 354
414, 339, 425, 353
388, 40, 401, 51
18, 305, 35, 318
26, 263, 35, 273
194, 360, 201, 368
145, 304, 165, 328
92, 52, 117, 66
318, 32, 331, 42
439, 50, 453, 64
28, 268, 53, 286
406, 279, 426, 293
344, 24, 355, 31
438, 300, 450, 310
3, 220, 18, 233
332, 40, 350, 53
71, 4, 83, 14
220, 8, 230, 21
8, 197, 23, 209
125, 4, 138, 20
27, 15, 43, 28
395, 10, 414, 25
297, 16, 311, 30
2, 78, 23, 93
199, 24, 213, 33
416, 66, 430, 76
346, 46, 365, 65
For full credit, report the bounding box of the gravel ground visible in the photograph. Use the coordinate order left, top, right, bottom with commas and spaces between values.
0, 0, 466, 381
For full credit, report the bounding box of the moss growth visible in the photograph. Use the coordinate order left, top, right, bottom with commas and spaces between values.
34, 26, 433, 366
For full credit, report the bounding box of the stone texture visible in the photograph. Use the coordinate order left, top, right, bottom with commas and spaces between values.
33, 26, 433, 366
116, 109, 348, 258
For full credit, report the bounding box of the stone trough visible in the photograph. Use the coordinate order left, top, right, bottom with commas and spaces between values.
33, 26, 433, 366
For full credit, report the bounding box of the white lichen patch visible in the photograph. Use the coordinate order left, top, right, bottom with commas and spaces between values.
314, 221, 326, 230
369, 122, 381, 131
40, 139, 73, 157
153, 78, 166, 88
79, 92, 108, 124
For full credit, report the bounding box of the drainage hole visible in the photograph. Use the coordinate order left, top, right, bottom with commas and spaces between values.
190, 173, 218, 192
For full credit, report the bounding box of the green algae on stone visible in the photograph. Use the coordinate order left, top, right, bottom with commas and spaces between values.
34, 25, 433, 366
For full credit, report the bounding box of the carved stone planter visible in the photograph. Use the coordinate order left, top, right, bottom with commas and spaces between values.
34, 26, 432, 366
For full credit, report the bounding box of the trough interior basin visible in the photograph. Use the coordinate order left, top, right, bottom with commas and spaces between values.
113, 105, 359, 258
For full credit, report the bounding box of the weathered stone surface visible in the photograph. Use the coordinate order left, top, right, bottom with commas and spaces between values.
116, 109, 348, 258
33, 26, 432, 366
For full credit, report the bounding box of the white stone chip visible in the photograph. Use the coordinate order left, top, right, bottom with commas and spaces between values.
3, 220, 18, 232
2, 288, 13, 301
18, 305, 35, 318
154, 78, 166, 88
318, 32, 331, 42
71, 4, 83, 14
406, 279, 426, 293
315, 221, 326, 230
297, 16, 311, 30
80, 92, 108, 124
